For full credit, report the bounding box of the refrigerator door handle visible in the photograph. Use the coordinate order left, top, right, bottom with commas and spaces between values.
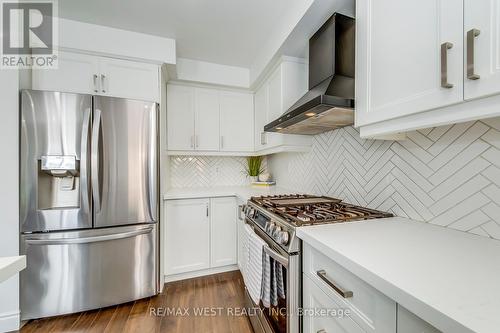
80, 108, 92, 216
25, 226, 154, 245
91, 109, 102, 213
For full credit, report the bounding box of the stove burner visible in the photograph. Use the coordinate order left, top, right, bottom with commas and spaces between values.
250, 194, 392, 226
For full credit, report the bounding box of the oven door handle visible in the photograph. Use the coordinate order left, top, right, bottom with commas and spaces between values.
264, 245, 289, 268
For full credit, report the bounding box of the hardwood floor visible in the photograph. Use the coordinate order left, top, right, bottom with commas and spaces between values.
20, 270, 253, 333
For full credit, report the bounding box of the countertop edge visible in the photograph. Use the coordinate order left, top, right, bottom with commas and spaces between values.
0, 256, 27, 284
296, 225, 473, 333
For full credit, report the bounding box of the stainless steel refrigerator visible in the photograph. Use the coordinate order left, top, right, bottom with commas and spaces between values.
20, 90, 159, 320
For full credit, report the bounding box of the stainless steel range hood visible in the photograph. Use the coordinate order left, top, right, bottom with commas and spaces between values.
264, 13, 355, 135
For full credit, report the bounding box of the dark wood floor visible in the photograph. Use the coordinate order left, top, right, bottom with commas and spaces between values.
20, 270, 253, 333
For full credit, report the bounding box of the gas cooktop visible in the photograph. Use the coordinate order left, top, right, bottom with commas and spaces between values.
249, 194, 393, 227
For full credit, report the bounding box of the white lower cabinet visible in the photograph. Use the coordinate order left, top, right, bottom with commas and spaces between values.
303, 274, 364, 333
165, 197, 237, 277
303, 243, 442, 333
165, 198, 210, 275
210, 197, 237, 267
303, 244, 397, 333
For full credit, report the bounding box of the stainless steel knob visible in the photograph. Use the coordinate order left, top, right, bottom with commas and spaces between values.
279, 231, 289, 245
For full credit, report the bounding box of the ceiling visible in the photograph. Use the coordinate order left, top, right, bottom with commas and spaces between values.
58, 0, 302, 68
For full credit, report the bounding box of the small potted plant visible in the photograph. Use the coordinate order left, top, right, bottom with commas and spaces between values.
245, 156, 264, 183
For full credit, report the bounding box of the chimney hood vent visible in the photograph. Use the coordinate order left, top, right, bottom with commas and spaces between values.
264, 13, 355, 135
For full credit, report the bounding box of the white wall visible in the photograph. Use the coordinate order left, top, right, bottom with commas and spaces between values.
0, 69, 20, 331
268, 120, 500, 240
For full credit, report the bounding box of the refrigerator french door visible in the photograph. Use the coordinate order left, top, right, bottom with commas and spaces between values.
20, 90, 159, 320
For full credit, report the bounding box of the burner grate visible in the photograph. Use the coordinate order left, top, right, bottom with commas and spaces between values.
250, 194, 392, 226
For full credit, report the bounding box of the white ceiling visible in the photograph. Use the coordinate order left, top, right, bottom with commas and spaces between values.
58, 0, 303, 68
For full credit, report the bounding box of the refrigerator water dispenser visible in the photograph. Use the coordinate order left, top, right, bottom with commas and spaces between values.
38, 155, 80, 210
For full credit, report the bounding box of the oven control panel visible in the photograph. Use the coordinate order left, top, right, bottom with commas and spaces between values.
243, 204, 291, 247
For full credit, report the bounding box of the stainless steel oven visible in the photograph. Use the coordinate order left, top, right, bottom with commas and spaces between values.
242, 203, 301, 333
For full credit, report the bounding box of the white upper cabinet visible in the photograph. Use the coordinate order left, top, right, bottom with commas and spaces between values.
219, 91, 254, 152
355, 0, 464, 128
167, 84, 254, 153
267, 67, 283, 122
254, 83, 269, 150
32, 51, 100, 95
210, 197, 237, 268
357, 0, 500, 138
254, 59, 312, 152
99, 57, 159, 102
167, 85, 195, 151
33, 51, 160, 102
464, 0, 500, 100
195, 88, 220, 151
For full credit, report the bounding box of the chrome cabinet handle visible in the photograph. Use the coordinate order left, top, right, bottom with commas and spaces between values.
440, 42, 454, 88
317, 330, 327, 333
195, 135, 199, 148
316, 270, 353, 298
190, 135, 194, 148
91, 109, 102, 213
467, 29, 481, 80
100, 74, 106, 92
206, 204, 209, 217
93, 74, 99, 92
220, 136, 224, 149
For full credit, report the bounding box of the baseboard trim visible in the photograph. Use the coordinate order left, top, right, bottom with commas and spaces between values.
0, 310, 20, 333
164, 265, 239, 283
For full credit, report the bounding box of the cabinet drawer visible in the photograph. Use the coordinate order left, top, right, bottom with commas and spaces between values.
303, 274, 364, 333
303, 243, 396, 332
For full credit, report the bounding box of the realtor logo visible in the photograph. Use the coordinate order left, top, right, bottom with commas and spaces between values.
1, 0, 58, 68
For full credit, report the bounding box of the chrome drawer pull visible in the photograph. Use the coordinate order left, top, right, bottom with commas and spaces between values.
317, 330, 327, 333
316, 270, 353, 298
440, 42, 453, 88
467, 28, 481, 80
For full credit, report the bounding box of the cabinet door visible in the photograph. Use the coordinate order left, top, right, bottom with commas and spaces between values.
267, 66, 283, 121
303, 275, 365, 333
99, 57, 159, 102
32, 51, 99, 94
167, 85, 195, 151
219, 91, 254, 152
194, 88, 220, 151
165, 199, 210, 275
254, 84, 269, 150
210, 197, 237, 268
355, 0, 463, 127
464, 0, 500, 100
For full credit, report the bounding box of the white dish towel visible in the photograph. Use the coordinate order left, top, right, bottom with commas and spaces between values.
244, 225, 266, 305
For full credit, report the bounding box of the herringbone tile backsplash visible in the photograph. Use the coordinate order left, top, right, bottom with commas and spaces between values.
170, 156, 267, 188
268, 118, 500, 240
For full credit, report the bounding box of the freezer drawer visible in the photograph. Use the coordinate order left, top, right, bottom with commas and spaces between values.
20, 224, 158, 320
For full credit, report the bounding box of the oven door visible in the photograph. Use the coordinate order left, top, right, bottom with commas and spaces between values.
244, 217, 301, 333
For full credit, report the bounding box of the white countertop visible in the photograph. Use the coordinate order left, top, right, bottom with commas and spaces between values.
296, 217, 500, 333
163, 185, 298, 201
0, 256, 26, 283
